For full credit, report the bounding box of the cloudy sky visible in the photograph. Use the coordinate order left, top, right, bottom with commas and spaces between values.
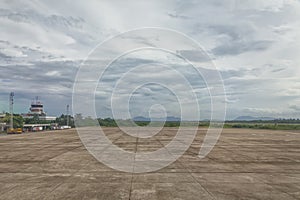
0, 0, 300, 120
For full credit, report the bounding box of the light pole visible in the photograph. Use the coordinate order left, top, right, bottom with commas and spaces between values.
9, 92, 14, 130
66, 104, 69, 127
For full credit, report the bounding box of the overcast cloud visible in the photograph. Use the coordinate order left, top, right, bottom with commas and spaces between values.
0, 0, 299, 120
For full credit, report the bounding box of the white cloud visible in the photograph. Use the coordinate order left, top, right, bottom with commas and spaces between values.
0, 0, 299, 119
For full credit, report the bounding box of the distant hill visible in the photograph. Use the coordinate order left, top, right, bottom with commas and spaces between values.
234, 116, 275, 121
133, 116, 181, 122
133, 116, 150, 121
166, 116, 181, 121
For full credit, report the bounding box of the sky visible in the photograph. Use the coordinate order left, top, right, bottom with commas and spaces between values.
0, 0, 300, 120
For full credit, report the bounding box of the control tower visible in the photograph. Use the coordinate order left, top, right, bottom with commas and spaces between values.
29, 96, 44, 115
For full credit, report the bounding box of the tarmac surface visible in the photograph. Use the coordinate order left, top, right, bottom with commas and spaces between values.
0, 127, 299, 200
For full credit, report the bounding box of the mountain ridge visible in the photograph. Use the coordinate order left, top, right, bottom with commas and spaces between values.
133, 116, 181, 122
233, 116, 275, 121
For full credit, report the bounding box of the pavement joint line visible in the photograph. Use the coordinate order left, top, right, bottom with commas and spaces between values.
263, 182, 299, 200
129, 135, 138, 200
154, 134, 217, 162
0, 130, 126, 199
1, 128, 299, 199
0, 178, 30, 198
174, 151, 217, 200
155, 137, 217, 199
188, 172, 217, 200
216, 145, 254, 161
77, 132, 125, 163
204, 155, 219, 162
40, 182, 67, 200
44, 145, 84, 162
41, 156, 99, 200
153, 131, 300, 199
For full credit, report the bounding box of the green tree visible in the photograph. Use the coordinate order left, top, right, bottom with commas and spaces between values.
55, 114, 75, 127
0, 113, 24, 128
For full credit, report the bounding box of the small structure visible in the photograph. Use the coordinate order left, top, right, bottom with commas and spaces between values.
0, 113, 6, 132
50, 123, 59, 130
59, 125, 71, 130
0, 123, 6, 132
23, 124, 51, 132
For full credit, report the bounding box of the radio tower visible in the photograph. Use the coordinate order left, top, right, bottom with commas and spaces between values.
9, 92, 14, 129
66, 104, 69, 127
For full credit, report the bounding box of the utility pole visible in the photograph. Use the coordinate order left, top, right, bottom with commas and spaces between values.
9, 92, 14, 129
66, 104, 69, 127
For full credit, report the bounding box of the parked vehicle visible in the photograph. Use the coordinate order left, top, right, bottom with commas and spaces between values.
7, 128, 22, 134
32, 126, 43, 131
